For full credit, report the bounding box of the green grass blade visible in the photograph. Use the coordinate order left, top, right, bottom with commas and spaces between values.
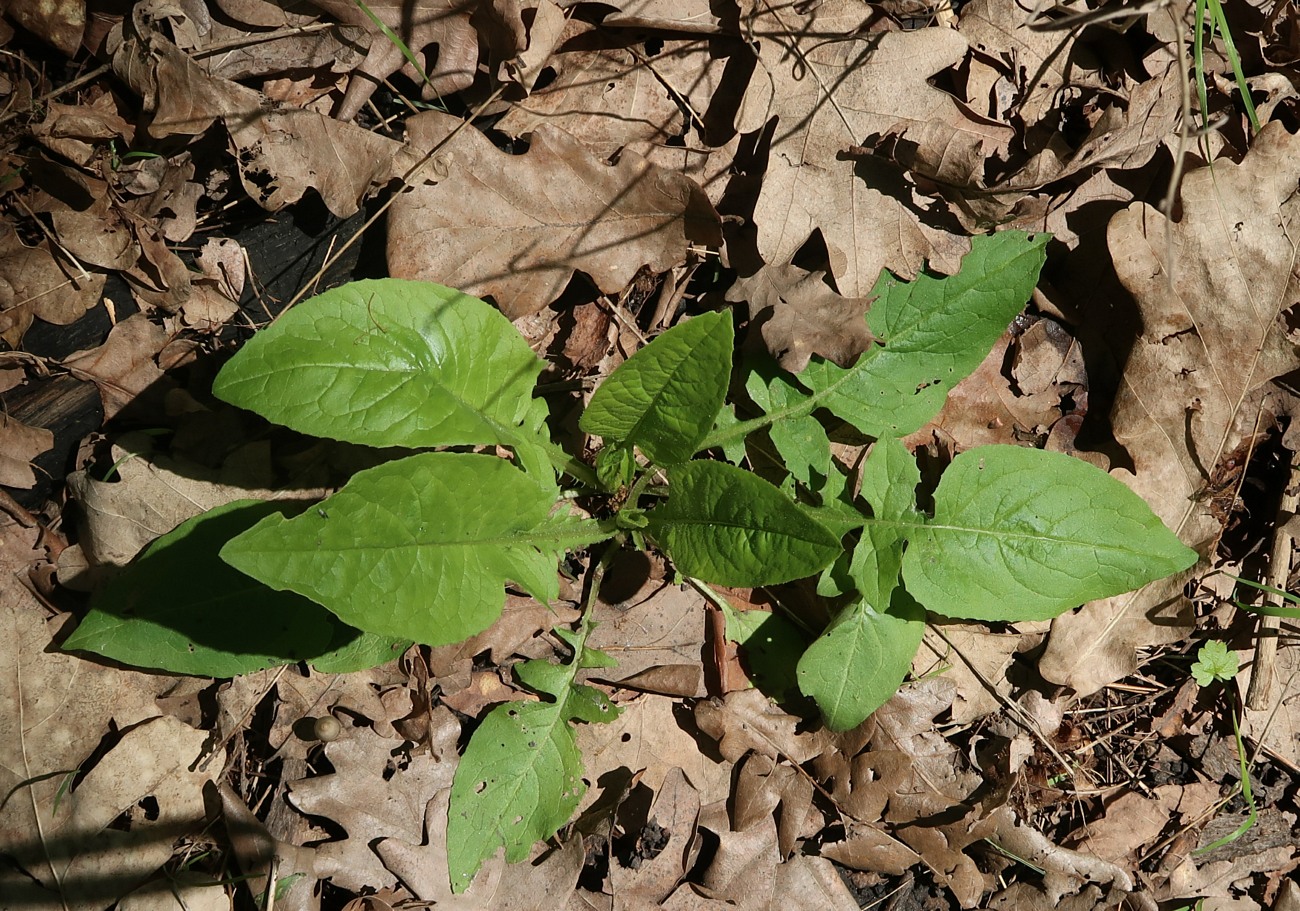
1208, 0, 1260, 134
354, 0, 434, 92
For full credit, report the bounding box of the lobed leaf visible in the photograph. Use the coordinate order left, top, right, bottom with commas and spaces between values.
447, 636, 620, 890
213, 279, 547, 451
799, 232, 1049, 437
648, 460, 842, 586
580, 311, 732, 465
900, 446, 1199, 622
745, 361, 829, 489
447, 701, 583, 888
220, 453, 612, 646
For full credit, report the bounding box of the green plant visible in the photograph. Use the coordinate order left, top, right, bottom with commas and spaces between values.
63, 230, 1197, 889
1190, 639, 1239, 687
1193, 0, 1260, 137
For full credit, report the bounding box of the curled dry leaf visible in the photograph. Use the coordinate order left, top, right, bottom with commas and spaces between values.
0, 412, 54, 489
309, 0, 484, 121
0, 219, 104, 347
1040, 122, 1300, 694
388, 112, 722, 318
62, 313, 173, 420
109, 15, 419, 218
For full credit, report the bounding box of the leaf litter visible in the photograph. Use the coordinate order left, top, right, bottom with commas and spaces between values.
5, 0, 1300, 909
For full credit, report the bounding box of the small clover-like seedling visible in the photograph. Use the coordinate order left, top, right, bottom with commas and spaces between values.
64, 231, 1199, 892
1191, 639, 1240, 687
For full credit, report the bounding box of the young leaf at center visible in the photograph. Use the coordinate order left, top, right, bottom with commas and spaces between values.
648, 460, 842, 586
580, 311, 732, 466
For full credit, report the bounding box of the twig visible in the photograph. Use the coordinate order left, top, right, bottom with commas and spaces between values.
1245, 456, 1300, 709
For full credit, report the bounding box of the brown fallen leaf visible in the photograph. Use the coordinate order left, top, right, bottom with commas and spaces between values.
388, 112, 722, 318
1040, 122, 1300, 695
0, 533, 205, 911
731, 752, 815, 859
0, 218, 104, 347
736, 6, 1006, 293
609, 767, 702, 905
109, 12, 419, 218
287, 716, 460, 892
372, 791, 512, 904
584, 577, 707, 697
694, 689, 831, 765
496, 33, 722, 162
958, 0, 1096, 128
61, 432, 301, 581
309, 0, 484, 121
62, 313, 174, 420
2, 0, 84, 54
576, 693, 732, 817
726, 263, 877, 372
0, 412, 54, 489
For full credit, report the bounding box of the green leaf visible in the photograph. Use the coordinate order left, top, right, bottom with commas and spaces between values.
709, 406, 748, 464
220, 453, 613, 646
1191, 639, 1239, 687
797, 591, 925, 731
900, 446, 1199, 622
62, 501, 340, 676
213, 279, 547, 450
648, 461, 842, 586
799, 232, 1049, 437
448, 701, 582, 887
745, 362, 829, 489
721, 602, 808, 701
447, 628, 620, 891
849, 437, 921, 605
309, 629, 411, 674
580, 311, 732, 465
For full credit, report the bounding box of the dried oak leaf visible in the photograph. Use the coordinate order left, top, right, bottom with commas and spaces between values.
109, 18, 418, 217
1039, 122, 1300, 695
736, 4, 1008, 294
377, 791, 587, 906
694, 689, 831, 764
287, 718, 460, 892
727, 263, 878, 372
0, 412, 54, 489
576, 693, 733, 818
309, 0, 483, 120
609, 768, 702, 906
388, 111, 722, 318
496, 33, 723, 162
